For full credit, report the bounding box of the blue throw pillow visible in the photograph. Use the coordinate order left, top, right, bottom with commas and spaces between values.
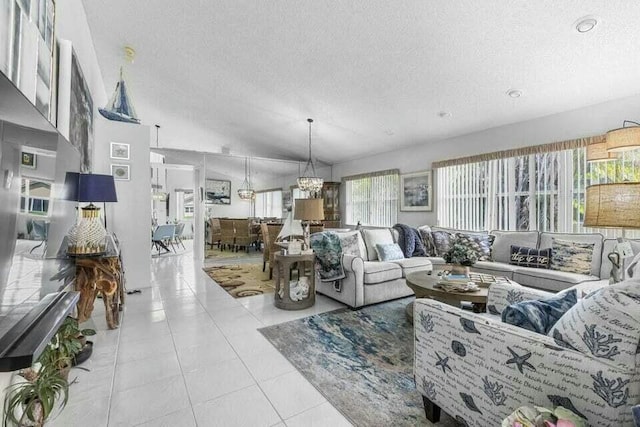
375, 243, 404, 261
501, 290, 577, 334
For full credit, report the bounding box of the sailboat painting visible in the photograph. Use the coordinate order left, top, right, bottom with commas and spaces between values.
99, 67, 141, 124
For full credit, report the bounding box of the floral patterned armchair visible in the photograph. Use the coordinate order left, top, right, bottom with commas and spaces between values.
413, 282, 640, 426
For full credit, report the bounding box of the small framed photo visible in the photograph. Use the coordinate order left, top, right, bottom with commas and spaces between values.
400, 170, 433, 211
21, 152, 37, 168
111, 164, 130, 181
110, 142, 130, 160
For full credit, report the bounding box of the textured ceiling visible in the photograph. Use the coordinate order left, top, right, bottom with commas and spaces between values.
155, 148, 305, 184
83, 1, 640, 164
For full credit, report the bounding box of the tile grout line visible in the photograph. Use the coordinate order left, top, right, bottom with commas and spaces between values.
104, 308, 123, 427
197, 258, 350, 424
185, 261, 288, 424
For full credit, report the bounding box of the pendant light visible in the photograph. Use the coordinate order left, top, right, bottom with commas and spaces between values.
152, 124, 167, 201
605, 120, 640, 152
238, 157, 255, 200
297, 118, 323, 194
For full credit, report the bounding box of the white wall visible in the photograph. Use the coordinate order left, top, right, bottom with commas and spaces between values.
0, 0, 111, 413
55, 0, 107, 109
203, 172, 255, 218
94, 119, 151, 289
331, 93, 640, 228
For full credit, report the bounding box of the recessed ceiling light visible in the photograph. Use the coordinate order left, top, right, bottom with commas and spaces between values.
438, 111, 452, 118
506, 89, 522, 98
574, 16, 598, 33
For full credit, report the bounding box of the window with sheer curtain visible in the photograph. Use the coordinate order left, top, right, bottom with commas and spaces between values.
255, 190, 283, 218
344, 169, 399, 227
436, 147, 640, 237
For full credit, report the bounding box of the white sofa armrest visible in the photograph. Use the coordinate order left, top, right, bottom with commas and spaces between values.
337, 254, 365, 307
486, 282, 554, 315
342, 253, 364, 275
414, 299, 637, 426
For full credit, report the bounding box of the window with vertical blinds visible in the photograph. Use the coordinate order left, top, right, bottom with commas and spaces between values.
344, 169, 399, 227
437, 148, 640, 237
255, 190, 283, 218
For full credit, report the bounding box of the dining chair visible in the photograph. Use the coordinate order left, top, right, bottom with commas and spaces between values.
29, 220, 50, 255
233, 218, 257, 253
260, 222, 270, 272
152, 224, 176, 253
219, 218, 235, 251
173, 222, 186, 250
208, 218, 222, 248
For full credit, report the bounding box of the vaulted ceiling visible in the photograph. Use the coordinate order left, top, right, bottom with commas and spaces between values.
84, 1, 640, 164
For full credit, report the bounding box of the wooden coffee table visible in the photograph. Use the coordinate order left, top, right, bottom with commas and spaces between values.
405, 270, 489, 322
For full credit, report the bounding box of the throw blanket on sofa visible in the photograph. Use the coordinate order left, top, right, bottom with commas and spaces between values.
310, 232, 346, 282
393, 224, 426, 258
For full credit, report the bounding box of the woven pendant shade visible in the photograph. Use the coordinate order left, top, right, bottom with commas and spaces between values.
584, 183, 640, 229
587, 140, 618, 162
605, 126, 640, 152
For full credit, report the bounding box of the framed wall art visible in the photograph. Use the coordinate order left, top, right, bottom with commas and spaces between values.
111, 164, 130, 181
110, 142, 130, 160
205, 179, 231, 205
400, 170, 433, 211
21, 152, 36, 168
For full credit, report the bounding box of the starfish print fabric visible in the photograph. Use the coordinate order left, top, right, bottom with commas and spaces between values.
413, 295, 640, 426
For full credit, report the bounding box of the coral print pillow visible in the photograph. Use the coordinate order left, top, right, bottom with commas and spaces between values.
548, 280, 640, 371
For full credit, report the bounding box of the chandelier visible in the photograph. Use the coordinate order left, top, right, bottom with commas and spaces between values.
238, 157, 255, 200
297, 118, 323, 193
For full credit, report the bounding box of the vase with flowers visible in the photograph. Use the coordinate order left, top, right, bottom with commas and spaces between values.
443, 242, 478, 276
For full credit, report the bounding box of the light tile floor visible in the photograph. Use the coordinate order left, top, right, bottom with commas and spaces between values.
50, 242, 353, 427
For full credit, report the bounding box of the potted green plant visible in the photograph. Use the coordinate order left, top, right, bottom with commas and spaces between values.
3, 363, 69, 427
37, 317, 95, 378
443, 242, 478, 275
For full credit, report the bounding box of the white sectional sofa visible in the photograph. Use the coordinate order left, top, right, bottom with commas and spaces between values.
316, 225, 637, 308
422, 227, 613, 292
315, 228, 432, 308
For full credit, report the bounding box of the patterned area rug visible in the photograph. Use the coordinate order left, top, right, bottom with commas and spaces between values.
205, 246, 259, 259
259, 298, 456, 426
203, 263, 274, 298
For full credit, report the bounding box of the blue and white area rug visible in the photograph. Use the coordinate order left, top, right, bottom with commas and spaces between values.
259, 298, 456, 426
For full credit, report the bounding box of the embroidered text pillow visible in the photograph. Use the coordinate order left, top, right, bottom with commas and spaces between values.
509, 245, 551, 269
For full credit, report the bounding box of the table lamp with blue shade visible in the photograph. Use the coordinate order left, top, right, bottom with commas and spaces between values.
63, 172, 118, 255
